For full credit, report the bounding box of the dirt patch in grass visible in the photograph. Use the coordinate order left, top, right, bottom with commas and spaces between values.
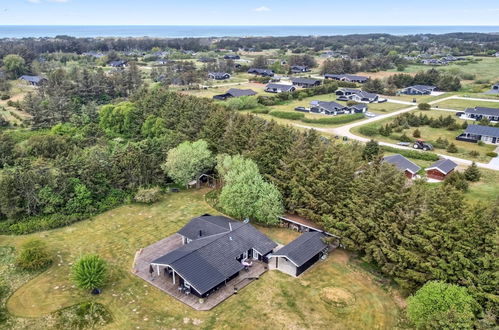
320, 287, 356, 307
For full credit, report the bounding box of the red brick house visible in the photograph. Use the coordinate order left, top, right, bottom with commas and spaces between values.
425, 159, 458, 181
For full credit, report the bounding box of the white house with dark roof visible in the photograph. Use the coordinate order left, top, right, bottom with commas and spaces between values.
290, 77, 321, 88
247, 68, 274, 77
265, 83, 296, 93
324, 74, 369, 83
309, 101, 367, 116
401, 85, 436, 95
208, 72, 231, 80
268, 231, 328, 277
457, 125, 499, 145
290, 65, 310, 73
150, 215, 277, 298
213, 88, 257, 100
383, 154, 421, 179
336, 88, 379, 103
462, 107, 499, 122
19, 75, 47, 86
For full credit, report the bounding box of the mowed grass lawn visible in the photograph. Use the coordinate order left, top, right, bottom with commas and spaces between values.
352, 109, 497, 162
1, 189, 402, 330
433, 98, 499, 111
467, 169, 499, 202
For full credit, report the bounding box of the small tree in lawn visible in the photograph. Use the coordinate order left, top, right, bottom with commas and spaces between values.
464, 162, 481, 182
444, 171, 469, 192
362, 139, 381, 161
162, 139, 214, 187
413, 129, 421, 138
72, 254, 107, 292
16, 239, 52, 271
446, 143, 458, 153
418, 103, 431, 110
407, 281, 478, 329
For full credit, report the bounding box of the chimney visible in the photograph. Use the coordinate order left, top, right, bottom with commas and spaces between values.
229, 223, 232, 231
199, 230, 202, 237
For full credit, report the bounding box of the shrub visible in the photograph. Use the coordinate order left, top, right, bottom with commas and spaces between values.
251, 108, 269, 114
407, 281, 478, 329
444, 171, 469, 192
268, 111, 304, 120
418, 103, 431, 110
477, 141, 485, 147
225, 96, 258, 110
469, 150, 479, 158
134, 187, 162, 204
413, 129, 421, 138
486, 152, 498, 158
446, 143, 458, 153
301, 113, 364, 125
0, 94, 9, 100
359, 125, 379, 136
15, 239, 52, 271
56, 302, 112, 329
464, 162, 481, 182
433, 137, 449, 149
399, 133, 412, 142
72, 254, 107, 291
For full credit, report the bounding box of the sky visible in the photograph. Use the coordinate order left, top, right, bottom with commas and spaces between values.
1, 0, 499, 26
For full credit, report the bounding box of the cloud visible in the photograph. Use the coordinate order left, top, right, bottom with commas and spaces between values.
253, 6, 271, 12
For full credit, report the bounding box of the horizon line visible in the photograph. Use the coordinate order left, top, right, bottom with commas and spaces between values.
1, 24, 499, 27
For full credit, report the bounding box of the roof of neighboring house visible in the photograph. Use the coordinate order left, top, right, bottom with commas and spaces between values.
152, 215, 277, 295
464, 124, 499, 138
291, 77, 321, 85
271, 232, 327, 267
464, 106, 499, 117
325, 73, 369, 81
266, 83, 295, 92
338, 88, 378, 99
248, 68, 274, 75
208, 72, 230, 79
224, 54, 240, 59
403, 85, 436, 93
19, 75, 46, 84
108, 60, 127, 67
350, 103, 368, 111
426, 158, 458, 175
313, 101, 347, 112
383, 154, 421, 174
291, 65, 309, 71
226, 88, 257, 97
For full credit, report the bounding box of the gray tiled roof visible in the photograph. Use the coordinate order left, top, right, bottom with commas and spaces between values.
19, 75, 45, 83
465, 124, 499, 138
383, 154, 421, 174
226, 88, 257, 97
325, 74, 369, 82
272, 231, 327, 267
427, 158, 458, 175
266, 83, 295, 92
315, 101, 347, 112
405, 85, 436, 93
464, 107, 499, 117
152, 215, 277, 295
291, 77, 321, 85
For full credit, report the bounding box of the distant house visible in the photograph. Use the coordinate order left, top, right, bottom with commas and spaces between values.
268, 232, 328, 277
495, 52, 499, 57
383, 154, 421, 179
150, 215, 277, 298
401, 85, 436, 95
309, 101, 367, 116
208, 72, 231, 80
198, 57, 216, 63
336, 88, 379, 103
462, 106, 499, 122
212, 88, 257, 100
19, 75, 47, 86
457, 125, 499, 145
421, 58, 445, 66
485, 83, 499, 94
82, 51, 104, 58
290, 65, 310, 73
248, 68, 274, 77
425, 159, 458, 181
108, 60, 127, 68
265, 83, 296, 93
290, 77, 321, 88
324, 74, 369, 83
224, 54, 240, 60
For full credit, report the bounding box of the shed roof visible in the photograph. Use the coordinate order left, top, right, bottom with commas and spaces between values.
426, 158, 458, 175
271, 232, 327, 267
383, 154, 421, 174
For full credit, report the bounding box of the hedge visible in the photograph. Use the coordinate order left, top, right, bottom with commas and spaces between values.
382, 145, 440, 161
268, 111, 304, 120
301, 113, 365, 125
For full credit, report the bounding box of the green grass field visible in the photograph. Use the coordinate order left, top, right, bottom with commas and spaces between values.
1, 189, 402, 330
352, 110, 496, 162
433, 98, 499, 111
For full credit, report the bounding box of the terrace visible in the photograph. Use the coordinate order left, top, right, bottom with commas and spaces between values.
132, 233, 268, 310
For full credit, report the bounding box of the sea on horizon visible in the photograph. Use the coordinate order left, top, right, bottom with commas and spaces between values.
0, 25, 498, 39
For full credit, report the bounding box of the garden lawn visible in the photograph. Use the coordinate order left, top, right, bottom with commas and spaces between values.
466, 169, 499, 202
352, 111, 496, 162
1, 189, 402, 330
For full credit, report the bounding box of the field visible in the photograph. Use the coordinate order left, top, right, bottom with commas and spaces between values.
1, 189, 402, 330
432, 98, 499, 111
467, 168, 499, 202
352, 109, 497, 162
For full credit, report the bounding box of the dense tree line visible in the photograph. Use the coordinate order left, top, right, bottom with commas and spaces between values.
0, 87, 496, 322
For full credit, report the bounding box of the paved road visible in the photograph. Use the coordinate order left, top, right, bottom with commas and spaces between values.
294, 95, 499, 171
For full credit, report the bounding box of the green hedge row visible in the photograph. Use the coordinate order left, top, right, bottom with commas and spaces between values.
382, 145, 440, 161
301, 113, 364, 125
268, 111, 305, 120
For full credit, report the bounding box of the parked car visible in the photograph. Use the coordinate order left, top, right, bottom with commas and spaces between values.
456, 111, 465, 117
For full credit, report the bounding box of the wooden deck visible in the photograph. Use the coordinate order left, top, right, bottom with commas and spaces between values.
132, 234, 268, 310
